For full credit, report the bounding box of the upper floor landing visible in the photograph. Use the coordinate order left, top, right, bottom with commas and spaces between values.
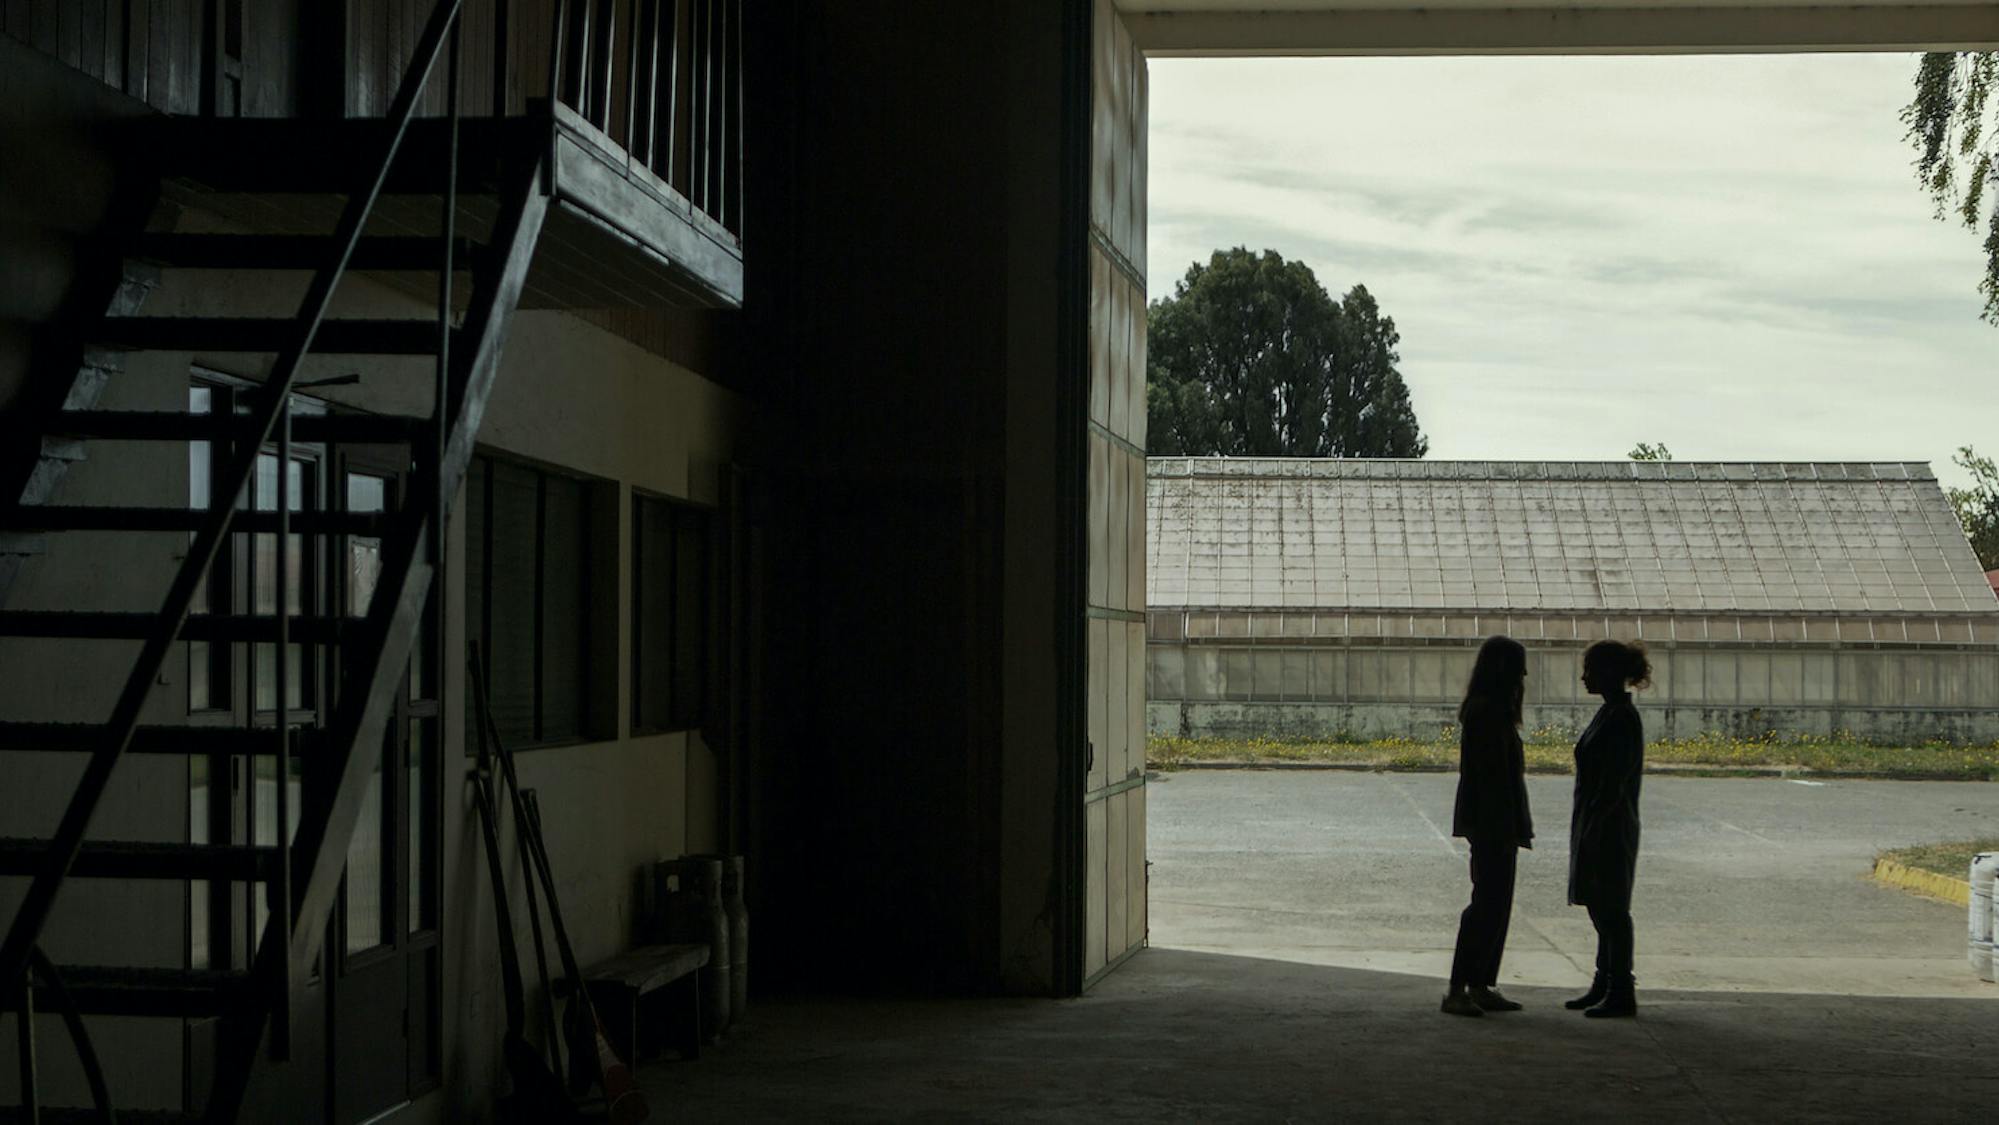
2, 0, 742, 310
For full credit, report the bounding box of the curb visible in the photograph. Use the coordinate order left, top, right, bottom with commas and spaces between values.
1871, 858, 1972, 907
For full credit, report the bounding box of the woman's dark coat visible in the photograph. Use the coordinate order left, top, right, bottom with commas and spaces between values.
1451, 700, 1534, 846
1568, 694, 1644, 908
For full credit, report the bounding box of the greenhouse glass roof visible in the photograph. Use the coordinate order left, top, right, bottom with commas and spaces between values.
1146, 459, 1999, 614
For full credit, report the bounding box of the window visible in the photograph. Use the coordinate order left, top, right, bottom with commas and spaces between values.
465, 455, 603, 748
632, 493, 712, 734
186, 379, 324, 714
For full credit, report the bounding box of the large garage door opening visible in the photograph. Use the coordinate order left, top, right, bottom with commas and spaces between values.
1129, 51, 1999, 1004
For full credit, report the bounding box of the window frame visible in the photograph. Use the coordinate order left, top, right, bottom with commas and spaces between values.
464, 451, 613, 751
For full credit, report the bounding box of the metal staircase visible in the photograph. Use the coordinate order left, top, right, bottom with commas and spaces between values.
0, 1, 548, 1119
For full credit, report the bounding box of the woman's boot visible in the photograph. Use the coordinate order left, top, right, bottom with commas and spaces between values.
1564, 974, 1607, 1011
1439, 987, 1484, 1018
1584, 977, 1637, 1019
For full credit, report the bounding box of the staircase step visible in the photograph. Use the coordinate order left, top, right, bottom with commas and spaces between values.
0, 612, 356, 644
28, 966, 251, 1018
132, 232, 489, 273
0, 722, 322, 756
7, 506, 392, 535
94, 317, 451, 355
0, 1110, 201, 1125
52, 409, 430, 445
142, 114, 543, 193
0, 838, 280, 881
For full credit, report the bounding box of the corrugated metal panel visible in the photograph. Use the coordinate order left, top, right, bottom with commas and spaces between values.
1147, 459, 1999, 614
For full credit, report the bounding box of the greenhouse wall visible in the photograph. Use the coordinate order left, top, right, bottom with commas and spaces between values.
1144, 611, 1999, 743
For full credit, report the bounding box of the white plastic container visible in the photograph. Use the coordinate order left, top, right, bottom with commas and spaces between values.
1970, 852, 1997, 982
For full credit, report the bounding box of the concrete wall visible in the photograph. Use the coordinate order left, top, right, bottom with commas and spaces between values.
1083, 0, 1150, 984
1148, 640, 1999, 743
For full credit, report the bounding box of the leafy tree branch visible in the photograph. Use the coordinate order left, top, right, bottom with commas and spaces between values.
1905, 52, 1999, 323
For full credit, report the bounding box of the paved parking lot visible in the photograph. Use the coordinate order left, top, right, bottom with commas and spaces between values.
1149, 770, 1999, 997
654, 771, 1999, 1122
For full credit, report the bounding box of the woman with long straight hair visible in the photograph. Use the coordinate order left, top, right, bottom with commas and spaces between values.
1441, 635, 1534, 1018
1565, 639, 1652, 1019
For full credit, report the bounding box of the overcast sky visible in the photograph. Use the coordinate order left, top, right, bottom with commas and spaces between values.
1147, 53, 1996, 490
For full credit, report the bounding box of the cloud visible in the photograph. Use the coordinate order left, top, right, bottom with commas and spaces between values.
1146, 54, 1999, 487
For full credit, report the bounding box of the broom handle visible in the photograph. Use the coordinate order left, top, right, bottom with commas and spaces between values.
469, 643, 566, 1076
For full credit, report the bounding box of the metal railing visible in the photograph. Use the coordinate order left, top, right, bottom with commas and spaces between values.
2, 0, 471, 1117
550, 0, 744, 236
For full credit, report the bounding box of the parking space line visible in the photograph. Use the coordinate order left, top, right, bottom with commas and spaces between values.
1645, 790, 1788, 848
1383, 775, 1463, 857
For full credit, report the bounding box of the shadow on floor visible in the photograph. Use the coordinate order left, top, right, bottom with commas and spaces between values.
635, 946, 1997, 1123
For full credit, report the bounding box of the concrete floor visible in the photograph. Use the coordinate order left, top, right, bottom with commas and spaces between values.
1150, 772, 1999, 998
646, 774, 1999, 1122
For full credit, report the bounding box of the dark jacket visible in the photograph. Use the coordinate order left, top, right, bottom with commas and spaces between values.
1451, 700, 1534, 847
1568, 694, 1644, 908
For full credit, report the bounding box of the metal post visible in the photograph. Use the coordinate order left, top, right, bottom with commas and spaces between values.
15, 974, 36, 1124
438, 15, 460, 572
493, 0, 511, 117
272, 392, 293, 1059
625, 0, 643, 154
549, 0, 570, 109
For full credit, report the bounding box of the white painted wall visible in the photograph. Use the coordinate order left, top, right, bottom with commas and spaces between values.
0, 205, 742, 1116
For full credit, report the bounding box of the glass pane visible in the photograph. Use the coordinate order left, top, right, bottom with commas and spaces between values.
253, 533, 306, 616
464, 459, 487, 746
540, 475, 587, 742
487, 463, 540, 744
347, 474, 388, 618
670, 509, 706, 727
251, 750, 303, 946
253, 453, 278, 512
633, 499, 674, 730
188, 387, 211, 614
344, 750, 388, 955
189, 755, 211, 971
253, 643, 306, 712
409, 719, 432, 933
188, 640, 211, 711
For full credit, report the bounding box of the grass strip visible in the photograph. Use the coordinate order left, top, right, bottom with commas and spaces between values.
1148, 732, 1999, 780
1877, 839, 1999, 880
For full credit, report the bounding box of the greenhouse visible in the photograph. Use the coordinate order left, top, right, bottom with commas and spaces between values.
1144, 459, 1999, 743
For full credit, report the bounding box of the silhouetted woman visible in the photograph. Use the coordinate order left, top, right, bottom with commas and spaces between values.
1566, 639, 1651, 1019
1441, 635, 1534, 1018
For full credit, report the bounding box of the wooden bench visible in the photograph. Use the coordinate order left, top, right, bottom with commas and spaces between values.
583, 942, 711, 1062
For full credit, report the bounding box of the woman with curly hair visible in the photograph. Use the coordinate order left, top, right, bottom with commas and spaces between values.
1566, 639, 1652, 1019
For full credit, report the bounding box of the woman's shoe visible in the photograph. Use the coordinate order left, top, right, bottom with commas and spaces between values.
1564, 975, 1607, 1010
1440, 990, 1485, 1018
1468, 986, 1523, 1012
1584, 980, 1637, 1019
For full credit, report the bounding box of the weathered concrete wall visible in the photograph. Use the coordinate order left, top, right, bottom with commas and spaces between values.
1148, 641, 1999, 743
1083, 0, 1151, 987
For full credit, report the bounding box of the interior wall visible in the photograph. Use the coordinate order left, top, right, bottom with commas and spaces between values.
743, 0, 1080, 996
0, 149, 741, 1113
419, 307, 741, 1123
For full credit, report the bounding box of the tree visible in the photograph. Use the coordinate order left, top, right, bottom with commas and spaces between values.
1628, 442, 1673, 462
1947, 445, 1999, 570
1903, 53, 1999, 323
1145, 248, 1427, 458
